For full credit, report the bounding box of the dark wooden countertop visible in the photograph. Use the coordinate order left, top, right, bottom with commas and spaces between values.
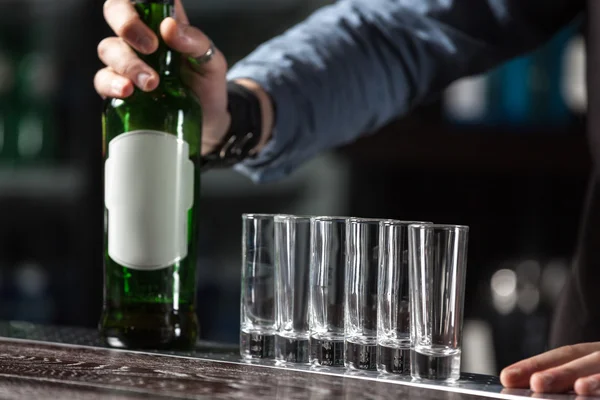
0, 321, 588, 400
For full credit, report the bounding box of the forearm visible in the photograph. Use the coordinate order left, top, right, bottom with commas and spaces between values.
228, 0, 583, 183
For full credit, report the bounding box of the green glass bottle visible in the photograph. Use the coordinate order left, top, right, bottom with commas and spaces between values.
100, 0, 201, 350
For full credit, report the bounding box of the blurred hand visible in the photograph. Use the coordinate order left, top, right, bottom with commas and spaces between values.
500, 342, 600, 396
95, 0, 232, 155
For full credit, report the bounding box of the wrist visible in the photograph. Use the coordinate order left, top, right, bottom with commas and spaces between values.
199, 81, 265, 171
233, 78, 273, 154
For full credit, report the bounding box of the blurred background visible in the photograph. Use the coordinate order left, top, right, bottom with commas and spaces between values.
0, 0, 589, 377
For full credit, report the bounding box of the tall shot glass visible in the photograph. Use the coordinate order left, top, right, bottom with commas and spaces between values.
377, 220, 431, 374
240, 214, 277, 359
344, 217, 383, 370
274, 215, 312, 363
408, 224, 469, 382
309, 217, 348, 367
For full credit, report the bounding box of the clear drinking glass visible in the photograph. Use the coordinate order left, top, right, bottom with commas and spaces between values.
240, 214, 277, 359
344, 217, 384, 370
408, 224, 469, 382
377, 220, 431, 374
309, 216, 348, 367
274, 214, 312, 363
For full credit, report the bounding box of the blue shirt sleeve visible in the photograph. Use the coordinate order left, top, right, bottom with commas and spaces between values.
226, 0, 583, 183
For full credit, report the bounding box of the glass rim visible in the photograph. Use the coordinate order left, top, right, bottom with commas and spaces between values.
347, 217, 389, 225
274, 214, 312, 222
380, 219, 433, 227
242, 213, 279, 220
408, 223, 469, 231
311, 216, 351, 223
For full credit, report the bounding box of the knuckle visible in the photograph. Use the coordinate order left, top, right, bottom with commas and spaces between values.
120, 60, 143, 77
528, 358, 542, 371
97, 38, 114, 59
561, 344, 578, 358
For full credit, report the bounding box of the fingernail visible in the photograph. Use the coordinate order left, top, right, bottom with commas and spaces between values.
540, 373, 554, 388
136, 35, 153, 53
586, 378, 600, 392
505, 368, 521, 379
111, 80, 124, 95
137, 73, 151, 90
177, 23, 190, 42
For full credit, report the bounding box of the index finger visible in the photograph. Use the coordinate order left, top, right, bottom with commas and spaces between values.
103, 0, 158, 54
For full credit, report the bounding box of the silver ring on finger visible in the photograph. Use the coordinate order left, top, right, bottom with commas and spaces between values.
188, 41, 216, 72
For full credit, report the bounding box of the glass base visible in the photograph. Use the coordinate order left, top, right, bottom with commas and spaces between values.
309, 335, 344, 367
376, 344, 410, 375
345, 338, 377, 370
410, 347, 461, 382
240, 329, 275, 359
275, 334, 310, 364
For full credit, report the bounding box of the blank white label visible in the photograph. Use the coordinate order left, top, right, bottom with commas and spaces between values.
105, 130, 194, 270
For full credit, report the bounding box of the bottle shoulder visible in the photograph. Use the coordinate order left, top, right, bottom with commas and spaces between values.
103, 80, 202, 153
104, 83, 201, 114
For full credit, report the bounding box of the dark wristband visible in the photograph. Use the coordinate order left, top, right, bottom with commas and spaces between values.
200, 81, 262, 171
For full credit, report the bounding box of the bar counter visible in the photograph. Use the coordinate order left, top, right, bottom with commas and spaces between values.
0, 321, 590, 399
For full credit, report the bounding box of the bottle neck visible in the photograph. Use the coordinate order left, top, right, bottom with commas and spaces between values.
134, 0, 179, 80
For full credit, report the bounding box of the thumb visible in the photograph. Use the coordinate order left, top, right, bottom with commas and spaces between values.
160, 18, 223, 73
174, 0, 189, 24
